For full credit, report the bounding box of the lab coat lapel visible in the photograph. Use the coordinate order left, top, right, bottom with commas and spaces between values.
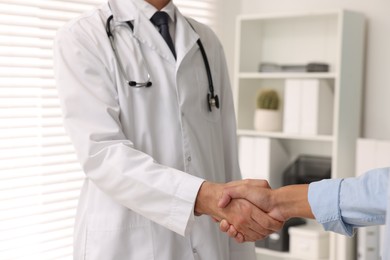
174, 8, 199, 67
133, 12, 176, 64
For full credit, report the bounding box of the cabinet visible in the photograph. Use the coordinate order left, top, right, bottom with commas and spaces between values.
233, 10, 365, 260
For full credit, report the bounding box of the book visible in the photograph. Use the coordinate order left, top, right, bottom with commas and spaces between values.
259, 62, 329, 72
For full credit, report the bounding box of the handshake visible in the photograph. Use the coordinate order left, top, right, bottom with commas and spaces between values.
194, 180, 313, 243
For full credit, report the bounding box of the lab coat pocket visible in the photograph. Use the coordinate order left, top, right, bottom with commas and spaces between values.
196, 69, 221, 123
84, 215, 154, 260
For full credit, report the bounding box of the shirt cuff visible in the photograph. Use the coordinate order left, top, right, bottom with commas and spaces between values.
308, 179, 354, 236
167, 173, 205, 237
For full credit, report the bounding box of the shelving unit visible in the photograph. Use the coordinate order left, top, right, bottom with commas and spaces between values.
233, 10, 365, 260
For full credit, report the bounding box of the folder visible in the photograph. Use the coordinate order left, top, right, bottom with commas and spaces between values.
283, 79, 301, 134
283, 79, 334, 136
300, 79, 333, 135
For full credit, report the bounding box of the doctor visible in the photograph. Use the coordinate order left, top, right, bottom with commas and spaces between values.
54, 0, 282, 259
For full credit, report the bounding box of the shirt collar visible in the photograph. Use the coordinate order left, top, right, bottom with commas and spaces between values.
129, 0, 176, 22
108, 0, 175, 23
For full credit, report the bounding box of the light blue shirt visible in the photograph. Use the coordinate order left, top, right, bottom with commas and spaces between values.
308, 167, 389, 259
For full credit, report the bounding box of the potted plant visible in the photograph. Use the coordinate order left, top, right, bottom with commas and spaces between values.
254, 89, 282, 132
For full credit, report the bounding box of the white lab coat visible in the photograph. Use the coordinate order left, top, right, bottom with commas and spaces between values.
54, 0, 255, 259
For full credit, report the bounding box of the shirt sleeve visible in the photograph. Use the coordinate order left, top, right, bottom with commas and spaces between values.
308, 167, 389, 236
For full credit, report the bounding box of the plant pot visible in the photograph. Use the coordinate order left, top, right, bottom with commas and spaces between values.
254, 109, 282, 132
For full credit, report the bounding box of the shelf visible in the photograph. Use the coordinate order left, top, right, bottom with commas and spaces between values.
255, 247, 293, 258
239, 72, 336, 79
255, 247, 328, 260
237, 129, 333, 142
239, 10, 342, 21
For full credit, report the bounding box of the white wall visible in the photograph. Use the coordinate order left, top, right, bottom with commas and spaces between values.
219, 0, 390, 140
214, 0, 241, 86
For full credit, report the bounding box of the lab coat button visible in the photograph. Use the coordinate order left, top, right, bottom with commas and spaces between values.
187, 156, 191, 162
192, 248, 197, 253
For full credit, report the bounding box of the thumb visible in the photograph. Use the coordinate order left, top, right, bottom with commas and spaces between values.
218, 185, 248, 208
218, 191, 232, 208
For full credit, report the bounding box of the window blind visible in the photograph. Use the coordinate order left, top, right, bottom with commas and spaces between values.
0, 0, 218, 259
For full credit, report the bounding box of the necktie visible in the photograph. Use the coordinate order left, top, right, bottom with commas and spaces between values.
150, 11, 176, 59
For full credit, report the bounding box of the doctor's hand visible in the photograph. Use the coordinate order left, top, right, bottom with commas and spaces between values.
195, 181, 283, 242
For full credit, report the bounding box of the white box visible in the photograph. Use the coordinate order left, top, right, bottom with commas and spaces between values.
289, 223, 329, 259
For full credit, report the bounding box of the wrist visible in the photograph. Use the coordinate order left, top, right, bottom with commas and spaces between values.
194, 181, 223, 216
269, 188, 289, 221
272, 184, 313, 220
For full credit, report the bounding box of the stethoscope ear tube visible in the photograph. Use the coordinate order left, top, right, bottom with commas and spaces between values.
106, 15, 114, 38
106, 15, 152, 88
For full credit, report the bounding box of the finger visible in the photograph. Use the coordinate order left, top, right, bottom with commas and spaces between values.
251, 207, 284, 233
211, 216, 220, 223
225, 199, 269, 241
227, 225, 238, 238
219, 219, 230, 232
218, 185, 248, 208
234, 220, 265, 242
218, 192, 232, 208
260, 180, 272, 189
243, 226, 267, 241
232, 208, 275, 241
239, 179, 271, 189
235, 233, 245, 243
219, 179, 272, 209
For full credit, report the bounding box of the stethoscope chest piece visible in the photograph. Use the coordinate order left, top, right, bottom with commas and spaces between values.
207, 94, 219, 112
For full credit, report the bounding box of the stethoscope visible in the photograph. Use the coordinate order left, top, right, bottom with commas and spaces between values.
105, 15, 219, 112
